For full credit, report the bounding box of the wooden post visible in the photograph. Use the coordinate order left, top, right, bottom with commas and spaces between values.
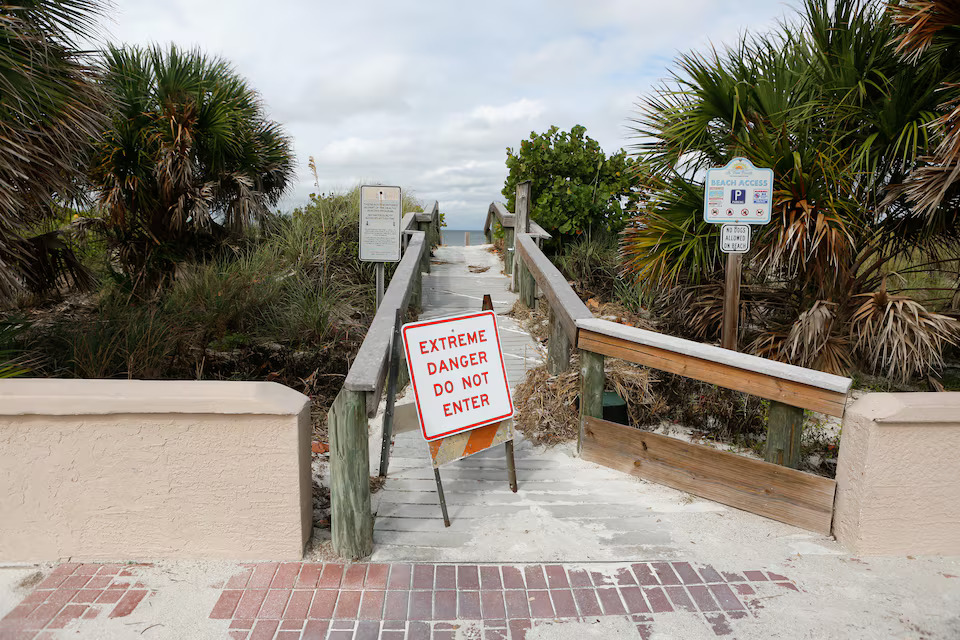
410, 268, 422, 310
512, 181, 532, 290
721, 252, 742, 351
547, 309, 571, 374
328, 388, 373, 559
418, 220, 432, 275
503, 227, 515, 274
765, 401, 804, 469
378, 310, 403, 478
519, 260, 536, 309
464, 231, 470, 246
579, 350, 605, 454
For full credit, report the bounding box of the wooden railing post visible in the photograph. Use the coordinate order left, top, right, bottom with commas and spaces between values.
512, 181, 531, 291
547, 309, 571, 374
579, 350, 604, 454
519, 260, 536, 308
418, 218, 432, 274
410, 267, 422, 310
328, 388, 373, 559
765, 401, 804, 469
431, 209, 441, 249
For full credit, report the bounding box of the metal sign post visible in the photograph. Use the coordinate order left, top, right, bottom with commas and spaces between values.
359, 185, 402, 310
703, 158, 772, 351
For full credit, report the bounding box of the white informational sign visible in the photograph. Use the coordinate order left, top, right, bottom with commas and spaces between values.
402, 310, 514, 442
360, 185, 402, 262
703, 157, 773, 224
720, 224, 751, 253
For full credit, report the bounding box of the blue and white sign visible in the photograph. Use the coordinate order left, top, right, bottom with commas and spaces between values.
703, 158, 773, 224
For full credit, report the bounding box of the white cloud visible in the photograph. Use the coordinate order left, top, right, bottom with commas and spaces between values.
468, 99, 545, 126
95, 0, 802, 229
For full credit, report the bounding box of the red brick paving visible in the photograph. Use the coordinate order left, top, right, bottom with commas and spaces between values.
0, 561, 801, 639
0, 564, 153, 638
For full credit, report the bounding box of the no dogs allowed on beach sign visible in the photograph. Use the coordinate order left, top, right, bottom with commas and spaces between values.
402, 310, 514, 442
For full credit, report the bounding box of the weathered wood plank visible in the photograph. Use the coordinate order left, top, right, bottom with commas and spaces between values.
329, 388, 374, 558
547, 308, 571, 374
344, 232, 426, 416
484, 201, 551, 239
578, 318, 851, 394
415, 200, 439, 223
581, 416, 836, 535
765, 401, 804, 468
515, 233, 593, 345
512, 182, 531, 287
579, 350, 604, 454
577, 329, 848, 417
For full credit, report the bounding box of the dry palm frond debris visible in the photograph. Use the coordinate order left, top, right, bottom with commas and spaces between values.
507, 299, 551, 343
512, 357, 652, 446
851, 281, 960, 384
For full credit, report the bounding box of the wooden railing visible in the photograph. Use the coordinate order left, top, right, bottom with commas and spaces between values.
500, 189, 853, 535
483, 200, 550, 274
329, 201, 441, 559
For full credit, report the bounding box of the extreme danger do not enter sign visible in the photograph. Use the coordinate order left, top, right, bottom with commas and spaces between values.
402, 310, 514, 442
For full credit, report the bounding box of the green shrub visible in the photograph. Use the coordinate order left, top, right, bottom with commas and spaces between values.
164, 252, 283, 343
553, 233, 620, 300
35, 301, 175, 379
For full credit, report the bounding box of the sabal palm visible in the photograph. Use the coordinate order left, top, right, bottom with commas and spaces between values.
624, 0, 959, 382
0, 0, 107, 305
91, 44, 295, 281
887, 0, 960, 223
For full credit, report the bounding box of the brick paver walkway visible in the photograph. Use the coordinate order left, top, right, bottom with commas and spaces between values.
0, 563, 154, 639
0, 561, 801, 639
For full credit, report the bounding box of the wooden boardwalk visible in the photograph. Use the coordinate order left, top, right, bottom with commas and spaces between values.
369, 243, 785, 563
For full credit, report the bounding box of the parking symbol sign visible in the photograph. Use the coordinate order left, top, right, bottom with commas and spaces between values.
731, 189, 746, 204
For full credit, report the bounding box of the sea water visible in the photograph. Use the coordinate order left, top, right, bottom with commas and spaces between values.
441, 230, 486, 246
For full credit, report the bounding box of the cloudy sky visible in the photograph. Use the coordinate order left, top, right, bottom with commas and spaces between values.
94, 0, 799, 229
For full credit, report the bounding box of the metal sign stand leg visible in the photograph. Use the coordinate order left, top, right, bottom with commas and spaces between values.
434, 468, 451, 528
505, 440, 518, 493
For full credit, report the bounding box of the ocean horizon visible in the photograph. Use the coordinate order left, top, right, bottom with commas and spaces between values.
440, 229, 486, 246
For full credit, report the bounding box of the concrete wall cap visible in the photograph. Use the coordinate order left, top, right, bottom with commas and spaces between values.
0, 379, 310, 416
848, 391, 960, 424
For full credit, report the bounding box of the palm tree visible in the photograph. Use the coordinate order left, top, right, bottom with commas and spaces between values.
623, 0, 959, 383
886, 1, 960, 223
90, 44, 295, 285
0, 0, 107, 305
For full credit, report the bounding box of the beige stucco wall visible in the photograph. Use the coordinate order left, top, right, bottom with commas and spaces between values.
834, 392, 960, 556
0, 380, 312, 562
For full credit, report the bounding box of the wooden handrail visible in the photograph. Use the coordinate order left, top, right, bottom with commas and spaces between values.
484, 201, 551, 240
576, 317, 852, 417
514, 232, 591, 345
331, 198, 439, 560
344, 231, 428, 416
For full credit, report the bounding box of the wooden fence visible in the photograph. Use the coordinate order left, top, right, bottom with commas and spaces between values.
502, 190, 853, 536
328, 201, 441, 559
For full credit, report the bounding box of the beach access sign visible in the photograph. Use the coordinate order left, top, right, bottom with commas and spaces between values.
704, 157, 773, 224
402, 310, 514, 442
359, 185, 402, 262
